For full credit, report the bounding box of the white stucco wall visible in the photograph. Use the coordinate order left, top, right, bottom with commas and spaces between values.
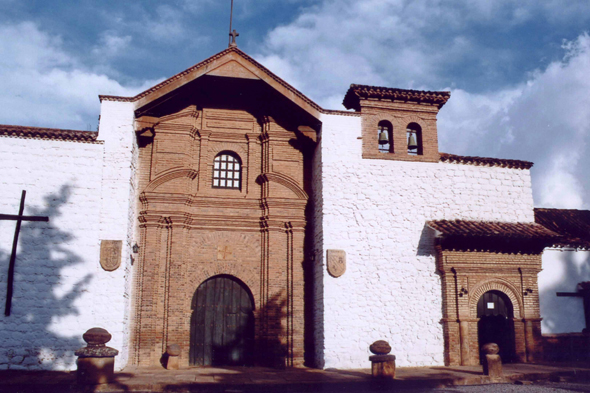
96, 100, 138, 369
0, 102, 136, 371
539, 248, 590, 334
315, 113, 535, 369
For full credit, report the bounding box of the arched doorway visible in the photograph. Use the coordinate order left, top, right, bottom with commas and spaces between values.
477, 290, 516, 363
190, 275, 255, 366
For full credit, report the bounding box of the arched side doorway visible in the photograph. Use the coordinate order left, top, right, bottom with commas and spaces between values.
477, 290, 516, 363
190, 275, 255, 366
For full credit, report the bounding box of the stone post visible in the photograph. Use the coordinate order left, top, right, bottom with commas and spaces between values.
75, 328, 119, 385
459, 319, 470, 365
481, 343, 504, 382
369, 340, 396, 379
165, 344, 181, 370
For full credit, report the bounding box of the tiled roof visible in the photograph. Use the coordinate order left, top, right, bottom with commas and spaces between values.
343, 84, 451, 111
534, 208, 590, 249
428, 220, 560, 240
439, 153, 533, 170
0, 124, 99, 143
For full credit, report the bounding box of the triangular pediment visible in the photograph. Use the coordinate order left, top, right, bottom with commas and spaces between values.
100, 48, 321, 120
206, 59, 261, 80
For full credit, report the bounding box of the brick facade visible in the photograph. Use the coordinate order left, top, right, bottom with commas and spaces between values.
130, 84, 316, 367
437, 248, 543, 366
360, 101, 441, 162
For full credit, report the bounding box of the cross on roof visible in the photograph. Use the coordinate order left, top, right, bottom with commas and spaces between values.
1, 190, 49, 316
229, 29, 239, 48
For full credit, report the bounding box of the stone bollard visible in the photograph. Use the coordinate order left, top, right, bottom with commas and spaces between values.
369, 340, 396, 379
165, 344, 181, 370
75, 328, 119, 385
481, 343, 504, 382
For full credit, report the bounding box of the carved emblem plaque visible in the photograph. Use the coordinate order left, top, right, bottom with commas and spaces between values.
100, 240, 122, 271
327, 249, 346, 277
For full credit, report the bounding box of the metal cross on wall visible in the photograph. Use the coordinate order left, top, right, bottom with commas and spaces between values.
0, 191, 49, 316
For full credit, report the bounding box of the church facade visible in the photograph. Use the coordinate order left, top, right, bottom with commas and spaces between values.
0, 47, 588, 371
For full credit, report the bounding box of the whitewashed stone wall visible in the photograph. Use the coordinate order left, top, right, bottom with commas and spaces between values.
539, 248, 590, 334
315, 113, 535, 369
0, 101, 136, 371
96, 100, 138, 370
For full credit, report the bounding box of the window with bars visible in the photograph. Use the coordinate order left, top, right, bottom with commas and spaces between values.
213, 153, 241, 189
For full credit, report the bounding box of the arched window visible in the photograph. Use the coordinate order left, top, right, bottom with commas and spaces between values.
378, 120, 393, 153
213, 152, 241, 189
406, 123, 423, 155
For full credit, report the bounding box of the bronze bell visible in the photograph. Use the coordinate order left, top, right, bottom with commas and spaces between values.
408, 131, 418, 150
378, 130, 389, 145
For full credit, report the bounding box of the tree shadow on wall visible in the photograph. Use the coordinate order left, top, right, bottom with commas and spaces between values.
540, 250, 590, 334
257, 292, 289, 369
0, 185, 91, 370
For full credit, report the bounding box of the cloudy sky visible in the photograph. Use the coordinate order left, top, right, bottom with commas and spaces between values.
0, 0, 589, 209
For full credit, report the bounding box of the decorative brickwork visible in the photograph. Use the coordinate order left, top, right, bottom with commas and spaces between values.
437, 248, 543, 366
359, 102, 442, 162
130, 72, 315, 368
343, 85, 451, 111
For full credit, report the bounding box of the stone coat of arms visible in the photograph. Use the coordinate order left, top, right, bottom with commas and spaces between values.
327, 249, 346, 277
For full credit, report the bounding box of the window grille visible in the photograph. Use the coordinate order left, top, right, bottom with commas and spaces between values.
213, 153, 241, 189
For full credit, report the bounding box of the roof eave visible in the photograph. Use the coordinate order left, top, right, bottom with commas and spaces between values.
98, 48, 322, 121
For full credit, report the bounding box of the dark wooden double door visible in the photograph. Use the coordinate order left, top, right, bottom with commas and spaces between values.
190, 275, 255, 366
477, 290, 516, 362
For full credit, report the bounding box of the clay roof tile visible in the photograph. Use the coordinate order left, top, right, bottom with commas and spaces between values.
427, 219, 560, 240
534, 208, 590, 249
0, 124, 99, 143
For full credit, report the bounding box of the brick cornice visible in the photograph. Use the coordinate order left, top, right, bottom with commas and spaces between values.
343, 84, 451, 111
139, 212, 261, 231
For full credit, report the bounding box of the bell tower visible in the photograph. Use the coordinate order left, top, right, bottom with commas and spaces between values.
343, 84, 450, 163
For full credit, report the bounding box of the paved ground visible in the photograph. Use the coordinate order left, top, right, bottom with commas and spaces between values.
1, 362, 590, 392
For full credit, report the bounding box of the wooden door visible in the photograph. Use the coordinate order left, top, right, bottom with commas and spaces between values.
477, 290, 515, 362
190, 275, 254, 366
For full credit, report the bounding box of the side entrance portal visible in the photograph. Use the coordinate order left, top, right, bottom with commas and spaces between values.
477, 290, 516, 363
190, 275, 255, 367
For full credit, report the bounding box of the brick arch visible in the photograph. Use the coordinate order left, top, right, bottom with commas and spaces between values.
208, 142, 248, 159
191, 273, 256, 310
257, 172, 308, 199
469, 279, 523, 319
401, 114, 426, 126
191, 263, 260, 310
144, 168, 198, 192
